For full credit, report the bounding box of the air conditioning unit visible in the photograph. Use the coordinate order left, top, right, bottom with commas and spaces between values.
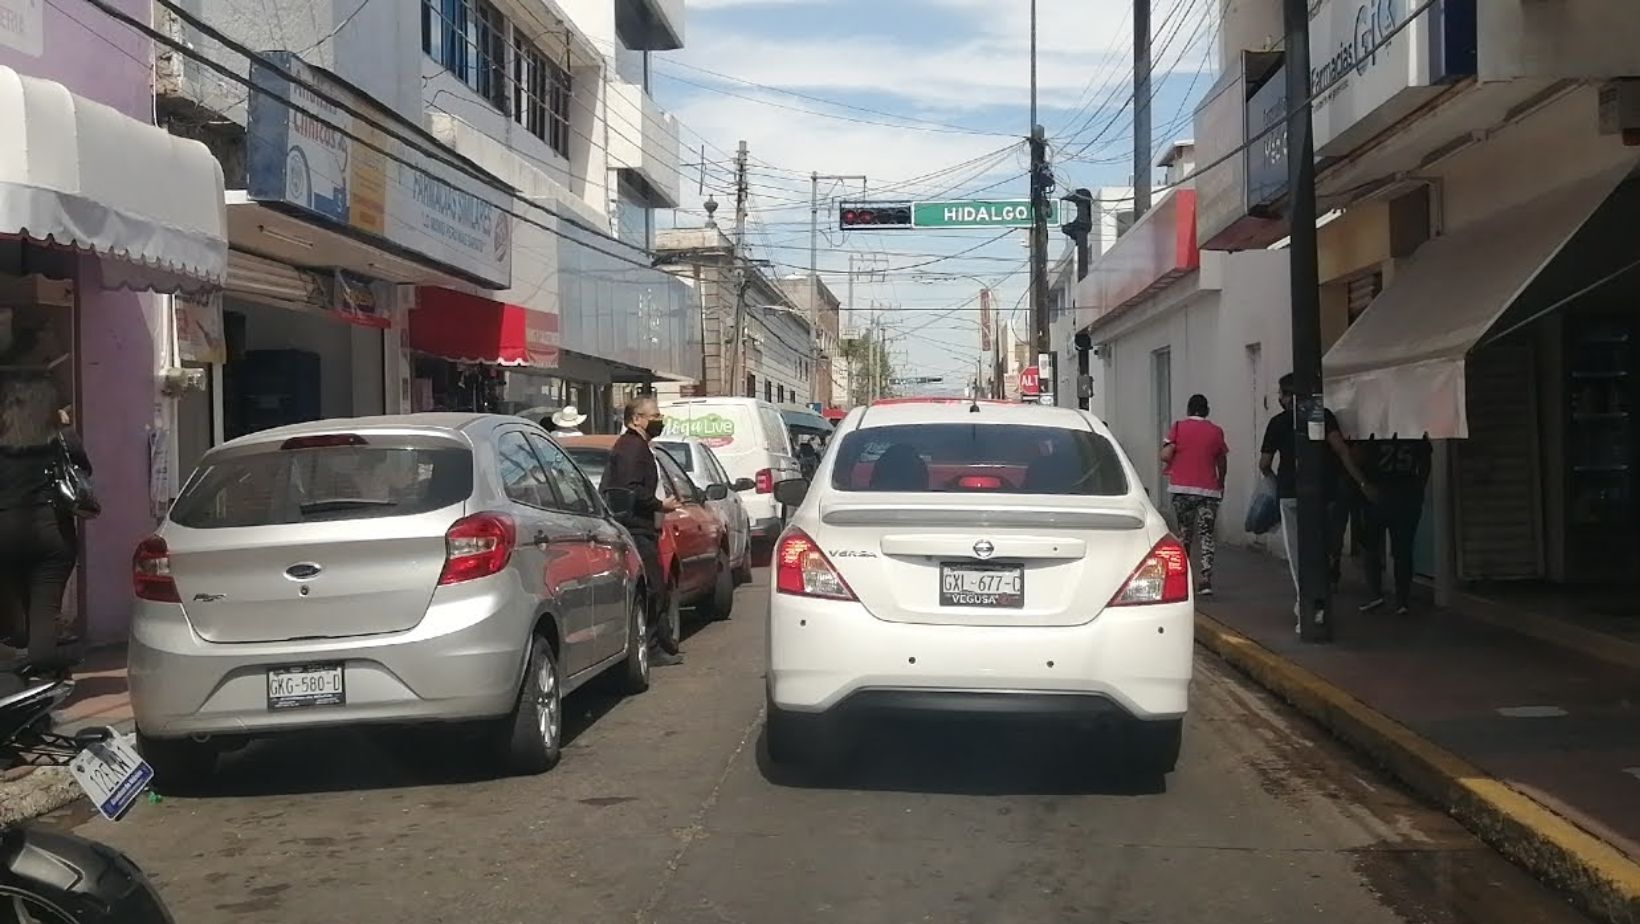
1596, 79, 1640, 145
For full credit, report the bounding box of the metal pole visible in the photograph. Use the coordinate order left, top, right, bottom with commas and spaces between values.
1029, 0, 1038, 131
1030, 126, 1051, 391
729, 141, 749, 397
1283, 0, 1330, 642
810, 171, 819, 313
1134, 0, 1152, 217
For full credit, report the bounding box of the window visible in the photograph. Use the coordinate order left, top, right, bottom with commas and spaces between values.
656, 451, 696, 502
764, 381, 773, 402
527, 433, 596, 515
422, 0, 507, 112
655, 440, 693, 472
746, 374, 756, 398
513, 37, 572, 158
829, 424, 1128, 496
170, 443, 473, 529
497, 431, 553, 507
758, 408, 792, 455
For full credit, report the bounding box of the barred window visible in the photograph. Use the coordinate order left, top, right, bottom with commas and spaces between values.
422, 0, 507, 113
513, 38, 572, 158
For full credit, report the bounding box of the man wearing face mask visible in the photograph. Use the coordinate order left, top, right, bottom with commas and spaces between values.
601, 396, 684, 665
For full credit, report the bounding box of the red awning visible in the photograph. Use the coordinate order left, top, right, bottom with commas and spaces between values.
410, 287, 560, 368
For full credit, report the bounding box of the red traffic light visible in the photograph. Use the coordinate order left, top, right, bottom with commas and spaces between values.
839, 202, 912, 229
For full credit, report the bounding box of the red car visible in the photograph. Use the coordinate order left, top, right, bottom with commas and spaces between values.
560, 436, 733, 651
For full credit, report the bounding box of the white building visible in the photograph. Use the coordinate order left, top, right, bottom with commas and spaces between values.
154, 0, 700, 481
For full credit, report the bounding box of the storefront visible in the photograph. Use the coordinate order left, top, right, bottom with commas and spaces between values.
0, 63, 229, 643
407, 286, 566, 419
162, 52, 517, 482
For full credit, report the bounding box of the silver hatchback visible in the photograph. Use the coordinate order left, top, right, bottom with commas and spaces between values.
129, 414, 651, 784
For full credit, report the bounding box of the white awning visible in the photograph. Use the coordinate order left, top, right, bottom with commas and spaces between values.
1324, 163, 1635, 439
0, 65, 227, 292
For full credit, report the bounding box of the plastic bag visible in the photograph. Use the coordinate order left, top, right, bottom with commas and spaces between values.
1243, 476, 1279, 535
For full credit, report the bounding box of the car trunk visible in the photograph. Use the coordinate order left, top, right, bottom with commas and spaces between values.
164, 515, 456, 643
816, 493, 1159, 628
162, 434, 473, 643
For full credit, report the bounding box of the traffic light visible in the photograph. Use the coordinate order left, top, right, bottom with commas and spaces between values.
839, 202, 912, 230
1060, 187, 1093, 239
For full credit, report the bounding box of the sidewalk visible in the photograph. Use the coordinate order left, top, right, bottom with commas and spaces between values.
1197, 544, 1640, 923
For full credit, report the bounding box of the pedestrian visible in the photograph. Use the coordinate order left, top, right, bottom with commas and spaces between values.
1357, 434, 1433, 616
599, 396, 684, 666
1258, 374, 1375, 628
0, 323, 89, 664
1159, 394, 1227, 596
548, 405, 587, 438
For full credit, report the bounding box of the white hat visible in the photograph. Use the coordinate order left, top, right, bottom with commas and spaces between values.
550, 405, 587, 429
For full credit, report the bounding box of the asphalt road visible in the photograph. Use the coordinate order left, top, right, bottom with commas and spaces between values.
61, 571, 1589, 923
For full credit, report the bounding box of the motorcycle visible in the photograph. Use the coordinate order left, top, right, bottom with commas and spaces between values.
0, 659, 173, 922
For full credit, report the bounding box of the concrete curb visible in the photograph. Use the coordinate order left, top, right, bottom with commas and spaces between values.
0, 767, 79, 827
1196, 612, 1640, 924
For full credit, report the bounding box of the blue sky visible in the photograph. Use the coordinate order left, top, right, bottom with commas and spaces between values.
653, 0, 1221, 392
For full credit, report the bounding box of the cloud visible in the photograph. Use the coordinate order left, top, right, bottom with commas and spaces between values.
688, 0, 815, 7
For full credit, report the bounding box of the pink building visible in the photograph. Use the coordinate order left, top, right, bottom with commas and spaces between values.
2, 0, 227, 644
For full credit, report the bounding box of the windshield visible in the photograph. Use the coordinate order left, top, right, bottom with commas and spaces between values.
829, 423, 1128, 495
169, 443, 472, 527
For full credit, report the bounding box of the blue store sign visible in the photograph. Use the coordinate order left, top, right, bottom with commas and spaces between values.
246, 52, 513, 289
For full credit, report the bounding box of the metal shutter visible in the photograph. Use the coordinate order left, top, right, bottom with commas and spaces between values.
1346, 271, 1382, 324
1455, 341, 1544, 580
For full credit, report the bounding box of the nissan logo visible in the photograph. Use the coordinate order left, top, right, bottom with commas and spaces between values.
972, 540, 995, 560
285, 563, 323, 581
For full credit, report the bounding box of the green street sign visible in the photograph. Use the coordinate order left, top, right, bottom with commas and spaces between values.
912, 200, 1056, 229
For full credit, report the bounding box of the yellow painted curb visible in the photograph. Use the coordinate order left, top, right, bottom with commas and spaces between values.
1196, 613, 1640, 924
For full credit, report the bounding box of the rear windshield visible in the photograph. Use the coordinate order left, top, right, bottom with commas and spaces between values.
170, 444, 473, 528
565, 448, 608, 486
655, 441, 693, 471
829, 423, 1128, 495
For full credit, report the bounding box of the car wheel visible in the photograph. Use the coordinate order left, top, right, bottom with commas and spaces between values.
617, 593, 651, 695
698, 554, 735, 621
1125, 718, 1183, 777
136, 730, 216, 793
657, 575, 683, 655
764, 696, 842, 768
497, 633, 562, 775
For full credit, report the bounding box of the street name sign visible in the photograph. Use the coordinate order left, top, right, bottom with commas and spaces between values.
912, 200, 1057, 229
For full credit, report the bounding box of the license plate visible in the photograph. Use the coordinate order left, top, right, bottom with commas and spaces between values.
939, 563, 1025, 608
69, 732, 154, 821
267, 663, 346, 710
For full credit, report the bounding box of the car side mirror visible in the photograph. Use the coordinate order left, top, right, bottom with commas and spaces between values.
773, 478, 809, 508
731, 477, 756, 492
705, 483, 729, 501
601, 487, 636, 518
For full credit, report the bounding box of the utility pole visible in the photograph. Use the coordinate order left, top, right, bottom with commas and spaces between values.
1134, 0, 1153, 218
729, 141, 750, 397
1027, 0, 1054, 404
1283, 0, 1330, 642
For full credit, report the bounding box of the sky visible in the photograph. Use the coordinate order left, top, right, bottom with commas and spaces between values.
653, 0, 1222, 395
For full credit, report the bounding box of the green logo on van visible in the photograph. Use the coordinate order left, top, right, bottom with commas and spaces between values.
666, 414, 737, 447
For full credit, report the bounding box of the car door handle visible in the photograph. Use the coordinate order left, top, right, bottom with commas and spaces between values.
532, 530, 551, 545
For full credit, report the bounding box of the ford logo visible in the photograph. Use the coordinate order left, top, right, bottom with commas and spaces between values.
972, 540, 995, 560
285, 563, 323, 581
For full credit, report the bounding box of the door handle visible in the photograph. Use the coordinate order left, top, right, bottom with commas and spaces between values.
532, 530, 551, 545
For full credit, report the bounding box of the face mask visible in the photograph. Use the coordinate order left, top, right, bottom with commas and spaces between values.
644, 419, 665, 439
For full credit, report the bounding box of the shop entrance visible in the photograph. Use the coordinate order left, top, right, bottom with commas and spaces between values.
222, 299, 384, 440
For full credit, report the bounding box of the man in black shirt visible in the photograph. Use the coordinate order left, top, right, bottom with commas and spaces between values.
1357, 436, 1433, 615
601, 396, 684, 665
1258, 374, 1374, 624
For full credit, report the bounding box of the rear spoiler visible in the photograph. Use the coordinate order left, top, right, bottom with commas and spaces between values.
820, 505, 1146, 531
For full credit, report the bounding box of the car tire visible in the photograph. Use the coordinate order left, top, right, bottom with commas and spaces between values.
764, 697, 842, 768
1125, 718, 1183, 777
617, 593, 651, 695
657, 576, 683, 655
698, 554, 735, 621
497, 633, 563, 776
136, 730, 215, 793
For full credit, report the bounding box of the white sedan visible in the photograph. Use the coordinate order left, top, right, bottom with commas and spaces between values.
765, 399, 1194, 776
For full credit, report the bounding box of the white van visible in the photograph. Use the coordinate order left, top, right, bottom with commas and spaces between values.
661, 397, 803, 546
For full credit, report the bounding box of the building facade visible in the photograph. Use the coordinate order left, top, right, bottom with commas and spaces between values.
1180, 0, 1640, 596
2, 1, 229, 644
656, 227, 815, 406
777, 274, 840, 408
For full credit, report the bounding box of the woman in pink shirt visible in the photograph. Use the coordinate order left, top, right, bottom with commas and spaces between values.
1160, 394, 1228, 595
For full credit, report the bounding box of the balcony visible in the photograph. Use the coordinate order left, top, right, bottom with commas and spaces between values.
616, 0, 684, 52
607, 80, 681, 208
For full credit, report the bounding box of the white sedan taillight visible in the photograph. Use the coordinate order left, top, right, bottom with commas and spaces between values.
133, 536, 180, 603
774, 528, 856, 601
1108, 536, 1191, 606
